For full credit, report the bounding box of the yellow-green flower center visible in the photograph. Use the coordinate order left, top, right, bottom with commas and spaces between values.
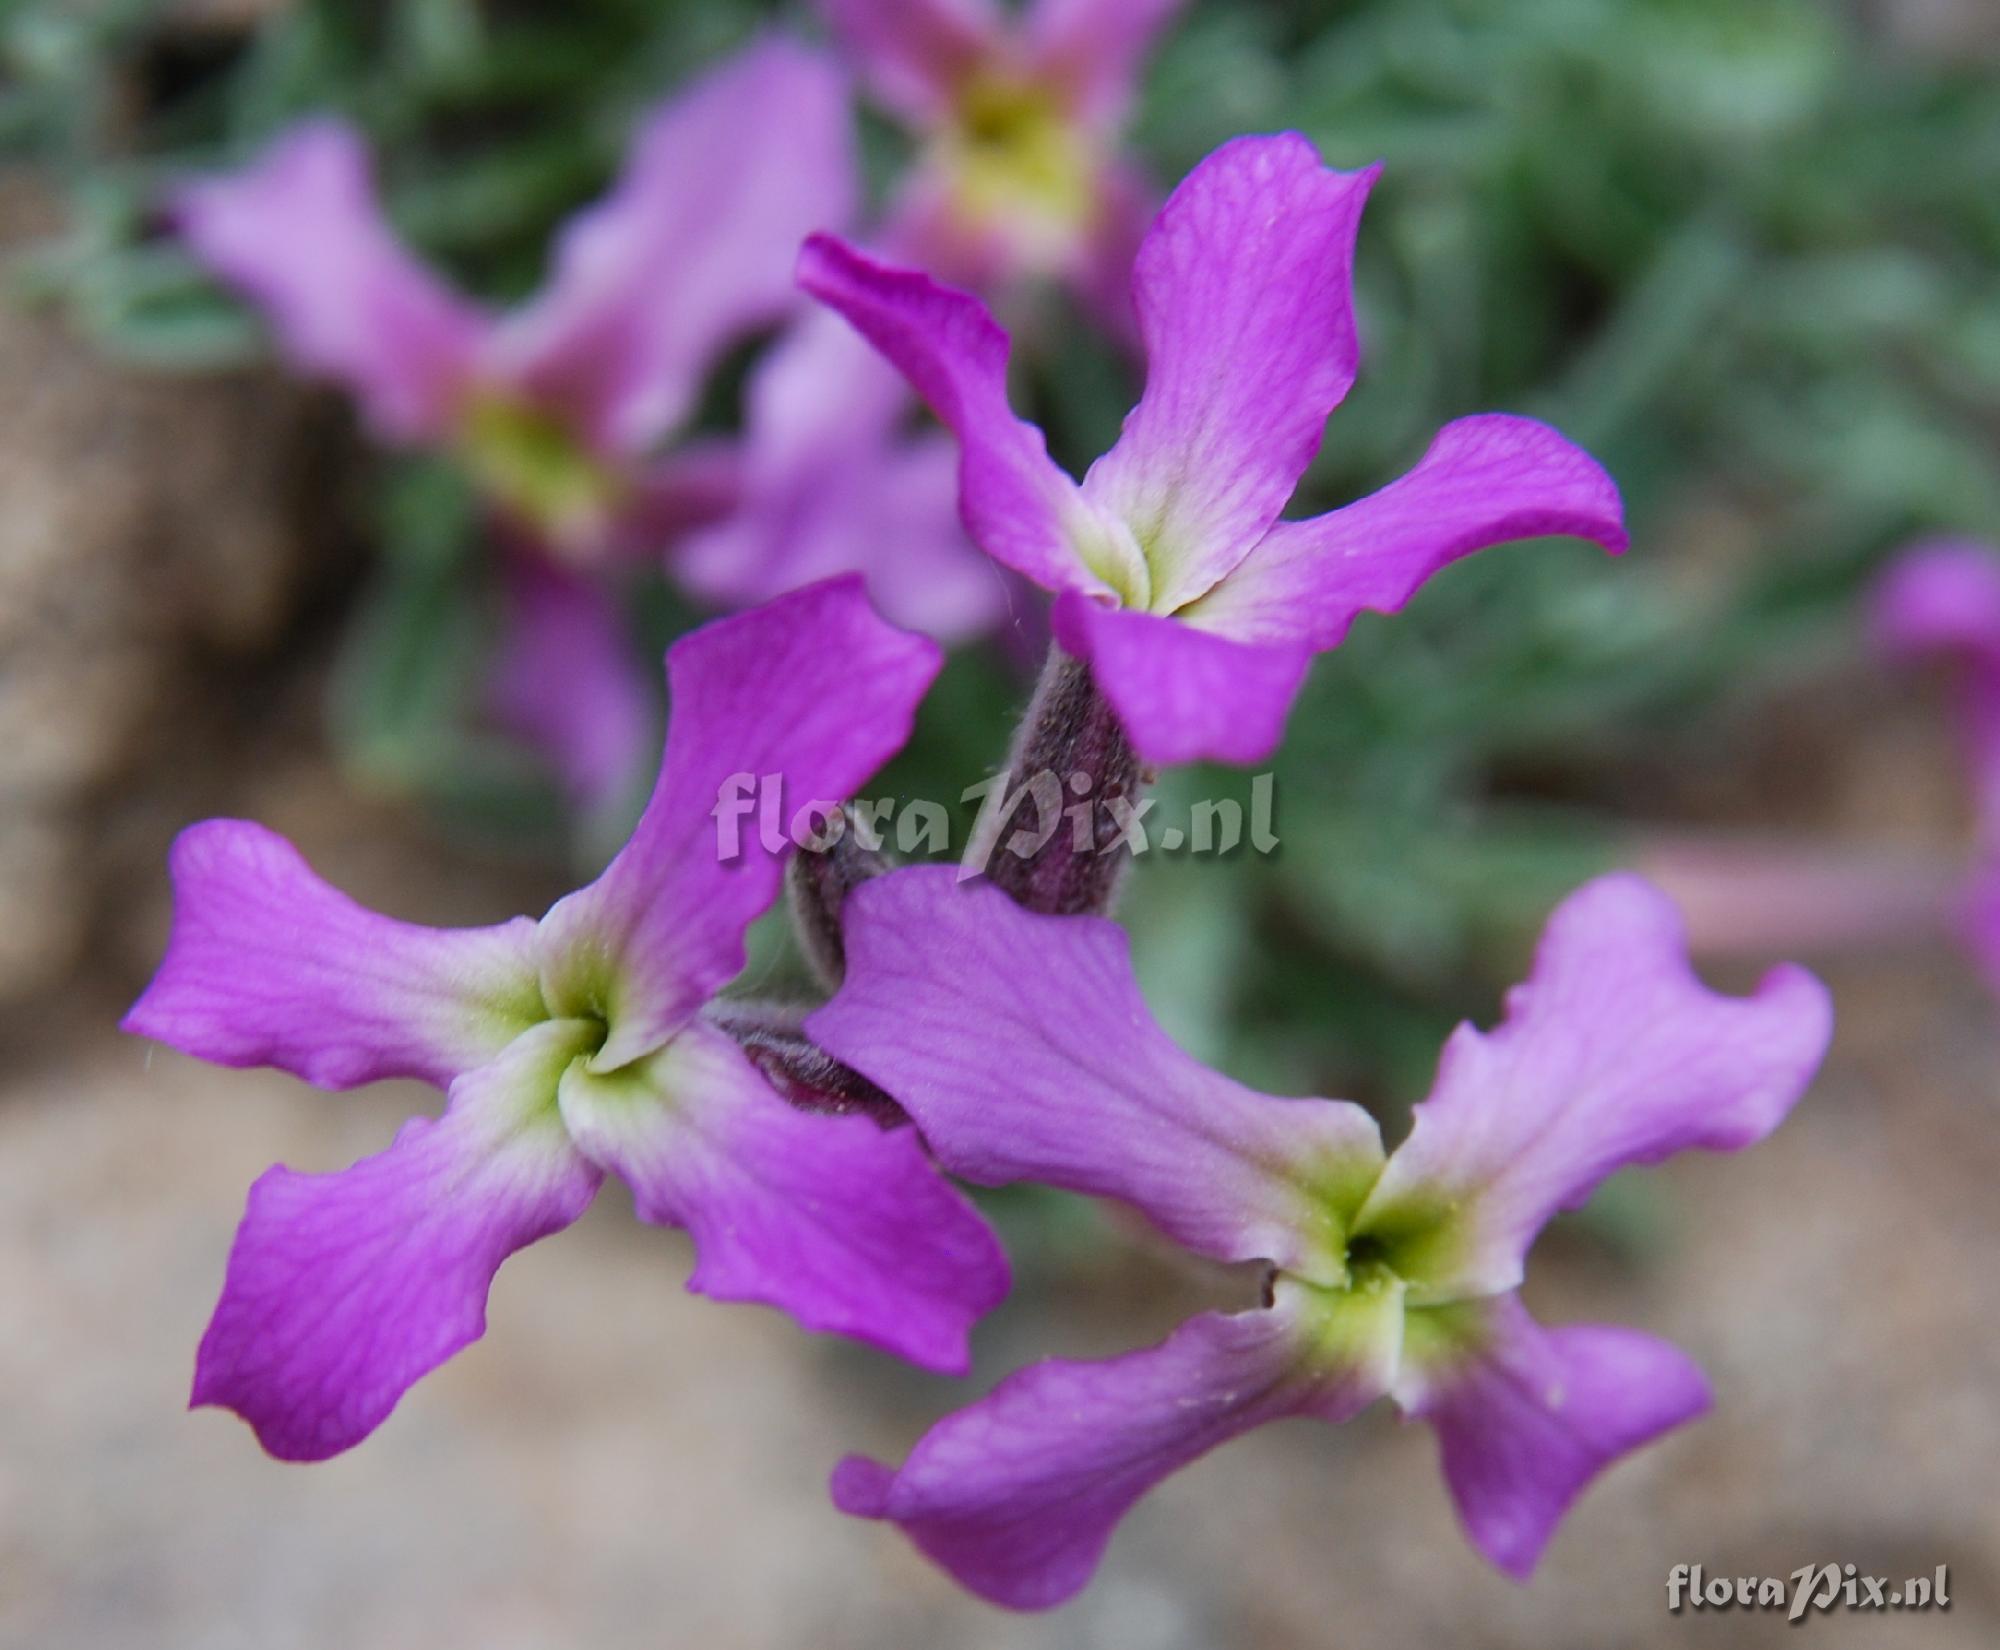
458, 394, 628, 557
940, 71, 1095, 251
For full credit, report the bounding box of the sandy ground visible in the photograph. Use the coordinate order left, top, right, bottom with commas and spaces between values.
3, 781, 1996, 1650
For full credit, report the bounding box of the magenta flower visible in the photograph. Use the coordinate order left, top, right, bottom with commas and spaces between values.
814, 0, 1182, 316
674, 309, 1007, 642
800, 134, 1630, 767
1874, 537, 2000, 988
807, 869, 1831, 1607
178, 38, 849, 561
123, 580, 1009, 1461
176, 38, 916, 809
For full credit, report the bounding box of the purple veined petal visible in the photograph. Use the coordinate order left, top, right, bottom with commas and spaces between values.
831, 1276, 1401, 1611
555, 1019, 1008, 1374
1050, 589, 1312, 767
491, 36, 858, 457
488, 557, 657, 816
1352, 874, 1833, 1302
1392, 1292, 1711, 1580
813, 0, 1001, 126
798, 234, 1142, 601
1025, 0, 1187, 130
535, 577, 941, 1072
808, 867, 1385, 1283
174, 119, 489, 444
193, 1019, 605, 1460
1187, 415, 1628, 651
1872, 538, 2000, 669
1078, 138, 1380, 614
123, 820, 545, 1090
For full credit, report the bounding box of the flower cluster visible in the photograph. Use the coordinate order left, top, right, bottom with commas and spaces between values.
131, 23, 1837, 1614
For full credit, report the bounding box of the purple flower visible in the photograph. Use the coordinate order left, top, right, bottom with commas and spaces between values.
1874, 537, 2000, 988
800, 133, 1631, 767
807, 868, 1831, 1607
177, 38, 849, 561
176, 38, 966, 810
123, 580, 1009, 1462
814, 0, 1181, 314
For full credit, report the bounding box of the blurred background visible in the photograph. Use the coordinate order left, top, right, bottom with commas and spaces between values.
3, 0, 1998, 1644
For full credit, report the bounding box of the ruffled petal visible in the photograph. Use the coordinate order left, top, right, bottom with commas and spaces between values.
123, 820, 545, 1090
175, 119, 488, 443
488, 558, 656, 814
1050, 589, 1311, 767
798, 234, 1135, 600
814, 0, 1000, 125
1188, 415, 1628, 649
556, 1019, 1008, 1373
535, 578, 941, 1071
1078, 138, 1378, 613
1026, 0, 1186, 129
493, 37, 857, 455
832, 1277, 1400, 1610
1353, 874, 1832, 1301
1393, 1293, 1711, 1580
808, 867, 1384, 1282
192, 1020, 605, 1460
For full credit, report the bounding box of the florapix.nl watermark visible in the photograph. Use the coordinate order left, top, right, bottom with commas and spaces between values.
711, 769, 1278, 869
1668, 1562, 1950, 1623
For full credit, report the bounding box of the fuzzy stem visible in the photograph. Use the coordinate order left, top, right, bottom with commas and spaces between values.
965, 644, 1153, 916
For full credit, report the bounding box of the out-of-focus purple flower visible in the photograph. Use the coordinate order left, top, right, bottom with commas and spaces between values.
1874, 537, 2000, 986
808, 870, 1831, 1607
123, 580, 1008, 1462
814, 0, 1182, 315
180, 39, 994, 809
178, 38, 851, 563
801, 134, 1629, 767
675, 308, 1009, 642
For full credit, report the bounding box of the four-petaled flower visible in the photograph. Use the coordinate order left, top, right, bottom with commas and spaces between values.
815, 0, 1183, 321
801, 133, 1631, 767
123, 579, 1009, 1461
177, 36, 988, 810
807, 868, 1831, 1608
1874, 537, 2000, 992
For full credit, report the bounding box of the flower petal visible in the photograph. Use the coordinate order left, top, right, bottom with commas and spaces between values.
493, 37, 858, 455
1026, 0, 1186, 129
1187, 415, 1628, 649
798, 234, 1134, 600
192, 1019, 604, 1460
808, 867, 1384, 1282
1050, 589, 1311, 766
556, 1019, 1008, 1373
488, 557, 656, 814
1873, 538, 2000, 669
675, 312, 1006, 639
1393, 1293, 1711, 1580
536, 578, 941, 1071
814, 0, 1000, 125
1352, 874, 1832, 1301
1078, 138, 1379, 613
831, 1278, 1399, 1610
175, 119, 488, 443
123, 821, 545, 1090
